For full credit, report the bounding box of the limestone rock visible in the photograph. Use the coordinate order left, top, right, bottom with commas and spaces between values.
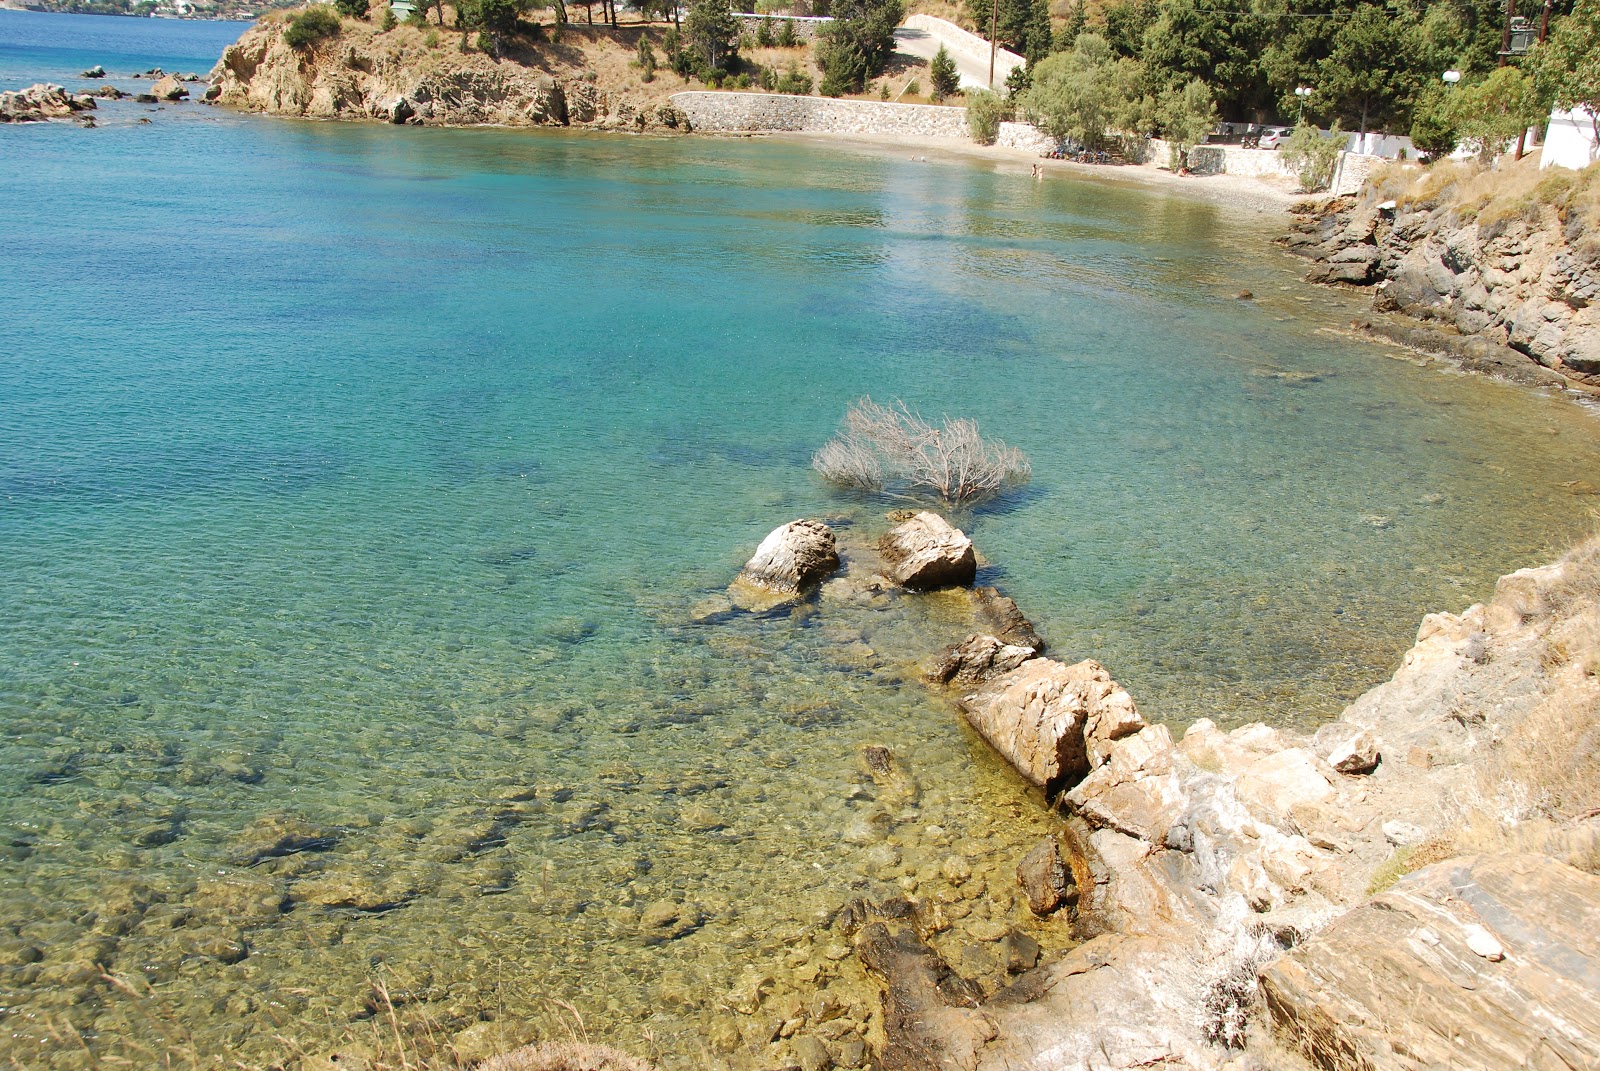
82, 65, 106, 78
0, 82, 94, 122
958, 658, 1132, 791
1314, 722, 1380, 774
926, 633, 1037, 689
1015, 837, 1074, 916
388, 96, 414, 124
1064, 725, 1182, 844
477, 1042, 657, 1071
1260, 854, 1600, 1071
151, 74, 188, 101
730, 519, 839, 609
879, 512, 976, 590
1232, 748, 1333, 822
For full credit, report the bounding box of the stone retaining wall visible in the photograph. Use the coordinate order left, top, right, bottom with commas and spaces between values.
733, 13, 831, 41
996, 120, 1054, 154
670, 91, 970, 138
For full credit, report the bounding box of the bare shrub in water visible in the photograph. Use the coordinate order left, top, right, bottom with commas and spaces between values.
812, 397, 1031, 506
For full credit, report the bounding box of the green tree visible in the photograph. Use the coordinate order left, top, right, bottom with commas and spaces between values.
930, 45, 960, 101
1450, 65, 1544, 159
379, 3, 396, 28
1156, 77, 1216, 166
1408, 84, 1459, 160
284, 5, 341, 47
685, 0, 739, 73
1140, 0, 1266, 120
1099, 0, 1156, 59
1282, 120, 1344, 190
1314, 4, 1420, 135
636, 33, 658, 81
332, 0, 366, 18
1535, 0, 1600, 146
966, 88, 1008, 143
1018, 33, 1142, 149
817, 0, 902, 96
756, 16, 774, 45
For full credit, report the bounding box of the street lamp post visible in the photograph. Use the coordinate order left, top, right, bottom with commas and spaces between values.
1442, 69, 1462, 85
1294, 85, 1312, 125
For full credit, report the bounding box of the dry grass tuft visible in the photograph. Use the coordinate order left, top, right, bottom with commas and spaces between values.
477, 1042, 658, 1071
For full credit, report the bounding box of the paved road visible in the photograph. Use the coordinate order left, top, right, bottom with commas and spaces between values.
893, 14, 1024, 92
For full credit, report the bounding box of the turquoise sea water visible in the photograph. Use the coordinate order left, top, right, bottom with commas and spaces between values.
4, 12, 1600, 1069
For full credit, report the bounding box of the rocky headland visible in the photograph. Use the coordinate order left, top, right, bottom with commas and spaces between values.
1284, 156, 1600, 394
668, 513, 1600, 1071
207, 13, 700, 130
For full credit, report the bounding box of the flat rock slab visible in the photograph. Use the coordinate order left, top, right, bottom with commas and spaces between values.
1260, 853, 1600, 1070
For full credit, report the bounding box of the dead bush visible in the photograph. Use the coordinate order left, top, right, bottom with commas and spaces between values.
812, 397, 1031, 507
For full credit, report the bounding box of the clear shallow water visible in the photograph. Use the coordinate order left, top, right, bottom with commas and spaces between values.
4, 12, 1600, 1070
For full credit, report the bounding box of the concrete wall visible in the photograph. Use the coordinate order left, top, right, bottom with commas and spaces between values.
671, 91, 970, 139
1330, 152, 1384, 196
1542, 107, 1599, 171
733, 13, 831, 42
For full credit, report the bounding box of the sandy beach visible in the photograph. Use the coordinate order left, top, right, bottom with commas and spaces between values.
773, 129, 1305, 216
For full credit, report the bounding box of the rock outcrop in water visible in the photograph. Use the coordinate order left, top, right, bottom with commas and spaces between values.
0, 83, 97, 123
879, 511, 977, 590
728, 518, 840, 612
885, 536, 1600, 1070
208, 17, 690, 131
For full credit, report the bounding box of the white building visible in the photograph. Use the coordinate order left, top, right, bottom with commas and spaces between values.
1542, 106, 1599, 170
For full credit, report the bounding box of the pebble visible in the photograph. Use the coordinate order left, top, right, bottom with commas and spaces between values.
1463, 924, 1505, 961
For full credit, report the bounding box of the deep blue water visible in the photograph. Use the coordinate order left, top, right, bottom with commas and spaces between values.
4, 11, 1600, 1070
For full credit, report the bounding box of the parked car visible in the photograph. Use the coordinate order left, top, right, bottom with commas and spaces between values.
1258, 127, 1294, 150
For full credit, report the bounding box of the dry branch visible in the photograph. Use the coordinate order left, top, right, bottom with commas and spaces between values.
812, 397, 1031, 506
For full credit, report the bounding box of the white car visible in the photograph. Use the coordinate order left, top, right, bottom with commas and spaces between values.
1258, 127, 1294, 149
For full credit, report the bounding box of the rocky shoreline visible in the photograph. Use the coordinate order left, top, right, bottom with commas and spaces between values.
673, 511, 1600, 1071
1282, 178, 1600, 395
207, 17, 692, 131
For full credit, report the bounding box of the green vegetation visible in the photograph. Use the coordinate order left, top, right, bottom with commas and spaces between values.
755, 16, 775, 46
283, 5, 342, 49
991, 0, 1590, 153
1019, 34, 1141, 150
774, 62, 814, 95
685, 0, 739, 76
777, 18, 797, 48
817, 0, 903, 97
965, 88, 1007, 144
636, 33, 657, 81
332, 0, 365, 17
378, 4, 396, 29
1157, 77, 1215, 166
1282, 121, 1344, 190
930, 45, 960, 102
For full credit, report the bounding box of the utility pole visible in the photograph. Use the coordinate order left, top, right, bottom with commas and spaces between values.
989, 0, 999, 88
1539, 0, 1552, 40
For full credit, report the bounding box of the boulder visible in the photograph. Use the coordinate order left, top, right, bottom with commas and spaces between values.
388, 96, 414, 124
1232, 748, 1333, 821
958, 658, 1133, 791
1015, 837, 1074, 916
1260, 854, 1600, 1071
926, 633, 1037, 689
855, 922, 996, 1071
151, 74, 188, 101
1314, 722, 1380, 774
81, 65, 106, 78
0, 83, 92, 122
879, 511, 976, 590
729, 519, 839, 610
1063, 725, 1182, 844
94, 85, 125, 100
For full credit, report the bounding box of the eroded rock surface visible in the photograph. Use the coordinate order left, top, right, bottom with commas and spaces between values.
879, 512, 977, 590
1261, 854, 1600, 1071
730, 518, 840, 610
0, 83, 96, 122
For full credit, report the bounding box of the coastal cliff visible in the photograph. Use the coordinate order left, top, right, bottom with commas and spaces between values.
208, 15, 692, 130
1285, 157, 1600, 393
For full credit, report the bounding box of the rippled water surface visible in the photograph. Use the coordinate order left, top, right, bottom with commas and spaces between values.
4, 12, 1600, 1069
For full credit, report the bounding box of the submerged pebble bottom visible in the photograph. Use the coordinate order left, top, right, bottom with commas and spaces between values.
7, 14, 1600, 1065
1, 535, 1071, 1070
